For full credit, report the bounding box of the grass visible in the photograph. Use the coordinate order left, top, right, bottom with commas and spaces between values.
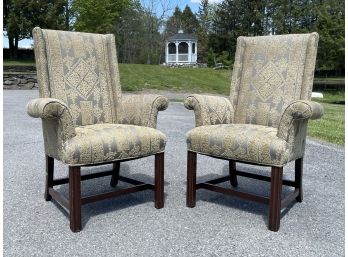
3, 61, 345, 145
314, 77, 345, 84
3, 71, 36, 75
3, 59, 35, 66
308, 103, 345, 145
119, 64, 231, 94
313, 91, 345, 104
119, 64, 345, 97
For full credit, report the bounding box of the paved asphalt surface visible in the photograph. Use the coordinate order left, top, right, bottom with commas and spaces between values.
4, 90, 344, 256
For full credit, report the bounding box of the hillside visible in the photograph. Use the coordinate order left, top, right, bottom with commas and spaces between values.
119, 64, 231, 94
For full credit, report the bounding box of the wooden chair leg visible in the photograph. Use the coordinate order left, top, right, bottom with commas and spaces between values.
69, 166, 81, 232
154, 153, 164, 209
45, 155, 54, 201
110, 161, 120, 187
295, 158, 303, 202
186, 151, 197, 208
269, 166, 283, 232
229, 160, 238, 187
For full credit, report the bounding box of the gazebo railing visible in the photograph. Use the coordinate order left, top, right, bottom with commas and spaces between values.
167, 54, 189, 62
167, 54, 176, 62
178, 54, 188, 62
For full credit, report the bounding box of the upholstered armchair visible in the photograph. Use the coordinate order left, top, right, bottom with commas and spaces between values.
185, 33, 323, 231
27, 28, 169, 232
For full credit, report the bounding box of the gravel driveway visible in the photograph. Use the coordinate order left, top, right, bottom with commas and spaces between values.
4, 90, 344, 257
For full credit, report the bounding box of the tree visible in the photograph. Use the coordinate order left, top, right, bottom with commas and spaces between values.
140, 0, 175, 64
209, 0, 253, 63
115, 1, 147, 63
181, 6, 199, 34
208, 0, 345, 74
165, 6, 182, 35
72, 0, 130, 33
268, 0, 344, 75
315, 0, 344, 75
165, 5, 199, 35
64, 0, 74, 30
3, 0, 66, 59
196, 0, 215, 62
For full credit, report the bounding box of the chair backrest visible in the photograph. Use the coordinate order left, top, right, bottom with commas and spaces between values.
33, 27, 122, 126
230, 33, 319, 127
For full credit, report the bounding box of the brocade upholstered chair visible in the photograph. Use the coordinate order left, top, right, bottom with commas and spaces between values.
184, 33, 323, 231
27, 28, 168, 232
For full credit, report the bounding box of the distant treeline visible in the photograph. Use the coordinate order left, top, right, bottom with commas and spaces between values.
4, 0, 344, 76
3, 48, 34, 60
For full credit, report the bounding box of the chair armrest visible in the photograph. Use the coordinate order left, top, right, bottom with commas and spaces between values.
184, 94, 233, 126
26, 98, 76, 140
117, 94, 169, 128
277, 100, 324, 141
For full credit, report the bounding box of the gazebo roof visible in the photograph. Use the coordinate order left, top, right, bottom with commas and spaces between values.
166, 30, 197, 41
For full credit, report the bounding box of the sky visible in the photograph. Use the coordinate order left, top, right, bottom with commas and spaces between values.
3, 0, 223, 49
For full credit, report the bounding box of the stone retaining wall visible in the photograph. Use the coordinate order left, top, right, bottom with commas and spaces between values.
3, 65, 38, 90
3, 74, 38, 90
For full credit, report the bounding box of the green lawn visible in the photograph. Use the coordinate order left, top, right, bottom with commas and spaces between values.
308, 103, 345, 146
313, 91, 345, 104
4, 59, 36, 66
119, 64, 231, 94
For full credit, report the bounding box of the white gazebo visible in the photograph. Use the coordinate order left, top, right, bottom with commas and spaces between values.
165, 30, 197, 65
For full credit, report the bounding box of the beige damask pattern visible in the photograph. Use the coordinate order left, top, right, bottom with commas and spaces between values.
230, 33, 319, 127
186, 33, 323, 166
277, 100, 324, 141
184, 95, 233, 126
117, 94, 169, 128
187, 124, 289, 166
37, 28, 117, 126
27, 28, 168, 165
27, 97, 76, 138
27, 97, 76, 158
63, 124, 166, 166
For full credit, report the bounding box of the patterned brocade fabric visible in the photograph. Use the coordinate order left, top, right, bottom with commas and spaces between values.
187, 124, 290, 166
230, 33, 319, 127
117, 94, 169, 128
29, 28, 168, 164
184, 95, 233, 126
33, 28, 121, 126
185, 33, 322, 166
26, 98, 76, 140
277, 100, 324, 141
63, 124, 166, 166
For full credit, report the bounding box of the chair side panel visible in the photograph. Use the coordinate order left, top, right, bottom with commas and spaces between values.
301, 33, 319, 100
106, 34, 122, 114
32, 27, 51, 98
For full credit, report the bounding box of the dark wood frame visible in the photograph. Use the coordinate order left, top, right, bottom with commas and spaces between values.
45, 152, 165, 232
186, 151, 303, 232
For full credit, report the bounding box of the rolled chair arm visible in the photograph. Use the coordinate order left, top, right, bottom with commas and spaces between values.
184, 94, 233, 126
277, 100, 324, 141
117, 94, 169, 128
26, 98, 76, 140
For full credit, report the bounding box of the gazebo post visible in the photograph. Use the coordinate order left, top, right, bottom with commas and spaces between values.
165, 42, 168, 64
188, 42, 192, 64
175, 42, 179, 64
195, 43, 197, 63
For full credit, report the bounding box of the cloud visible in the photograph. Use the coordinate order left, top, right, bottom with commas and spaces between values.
190, 0, 223, 4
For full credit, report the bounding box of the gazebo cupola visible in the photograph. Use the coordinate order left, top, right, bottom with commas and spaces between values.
165, 30, 197, 65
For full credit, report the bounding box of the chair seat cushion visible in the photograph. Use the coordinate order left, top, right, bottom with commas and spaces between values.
186, 124, 291, 166
62, 124, 166, 165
